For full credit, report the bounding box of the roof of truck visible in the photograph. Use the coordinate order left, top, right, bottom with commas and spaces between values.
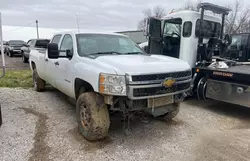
162, 10, 221, 23
53, 31, 128, 37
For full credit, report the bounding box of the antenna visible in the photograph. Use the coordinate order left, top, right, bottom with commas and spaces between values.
76, 0, 80, 33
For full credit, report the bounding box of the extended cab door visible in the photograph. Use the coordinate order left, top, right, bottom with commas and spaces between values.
44, 34, 62, 87
147, 17, 162, 54
54, 34, 74, 97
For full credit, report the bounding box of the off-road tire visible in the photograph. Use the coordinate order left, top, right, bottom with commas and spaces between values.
32, 68, 45, 92
76, 92, 110, 141
163, 103, 180, 122
22, 52, 28, 63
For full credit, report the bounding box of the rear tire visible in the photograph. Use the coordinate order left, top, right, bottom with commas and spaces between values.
76, 92, 110, 141
32, 68, 45, 92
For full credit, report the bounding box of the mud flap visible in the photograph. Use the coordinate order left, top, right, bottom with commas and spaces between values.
206, 79, 250, 107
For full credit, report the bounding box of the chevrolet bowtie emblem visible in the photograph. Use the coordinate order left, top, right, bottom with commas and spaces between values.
162, 78, 176, 88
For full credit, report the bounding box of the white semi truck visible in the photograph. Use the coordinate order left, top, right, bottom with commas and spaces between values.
142, 3, 250, 107
29, 31, 192, 140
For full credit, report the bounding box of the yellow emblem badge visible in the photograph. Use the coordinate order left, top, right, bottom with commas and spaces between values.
162, 78, 176, 88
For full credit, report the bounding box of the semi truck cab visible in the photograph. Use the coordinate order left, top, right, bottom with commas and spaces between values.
144, 3, 250, 108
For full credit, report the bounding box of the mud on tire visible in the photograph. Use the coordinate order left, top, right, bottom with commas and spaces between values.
76, 92, 110, 141
32, 68, 45, 92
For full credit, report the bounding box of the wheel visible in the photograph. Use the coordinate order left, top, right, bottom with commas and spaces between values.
197, 77, 207, 100
163, 103, 180, 122
32, 68, 45, 92
8, 51, 12, 57
22, 52, 28, 63
76, 92, 110, 141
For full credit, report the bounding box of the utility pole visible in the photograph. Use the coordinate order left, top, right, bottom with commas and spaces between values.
0, 12, 6, 127
36, 20, 39, 39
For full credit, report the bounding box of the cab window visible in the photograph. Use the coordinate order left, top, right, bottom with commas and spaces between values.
195, 19, 221, 38
51, 34, 62, 44
183, 21, 192, 37
60, 34, 73, 56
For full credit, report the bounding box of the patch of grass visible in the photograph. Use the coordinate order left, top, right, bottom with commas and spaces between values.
0, 70, 33, 88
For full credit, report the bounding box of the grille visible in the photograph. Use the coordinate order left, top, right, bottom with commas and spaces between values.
131, 70, 191, 82
133, 82, 190, 97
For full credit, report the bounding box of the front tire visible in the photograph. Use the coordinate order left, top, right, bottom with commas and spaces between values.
22, 52, 28, 63
7, 51, 12, 57
76, 92, 110, 141
162, 103, 180, 122
32, 68, 45, 92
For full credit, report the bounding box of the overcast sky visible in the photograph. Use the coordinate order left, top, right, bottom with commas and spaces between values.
1, 0, 249, 41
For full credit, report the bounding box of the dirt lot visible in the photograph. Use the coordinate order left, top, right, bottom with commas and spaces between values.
1, 87, 250, 161
0, 54, 29, 70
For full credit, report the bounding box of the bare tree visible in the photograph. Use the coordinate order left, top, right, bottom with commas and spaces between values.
137, 6, 166, 30
225, 0, 250, 34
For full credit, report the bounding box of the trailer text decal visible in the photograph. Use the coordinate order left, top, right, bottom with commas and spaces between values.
213, 71, 233, 77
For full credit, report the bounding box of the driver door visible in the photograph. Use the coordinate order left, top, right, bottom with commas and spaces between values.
54, 34, 74, 97
147, 17, 162, 54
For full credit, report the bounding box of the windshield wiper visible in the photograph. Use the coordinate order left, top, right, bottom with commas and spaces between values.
124, 52, 146, 55
89, 51, 123, 55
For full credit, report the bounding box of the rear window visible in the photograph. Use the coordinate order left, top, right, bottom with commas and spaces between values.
9, 40, 26, 45
35, 40, 50, 48
195, 19, 221, 38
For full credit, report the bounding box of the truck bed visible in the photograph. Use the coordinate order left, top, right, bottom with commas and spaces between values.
193, 64, 250, 85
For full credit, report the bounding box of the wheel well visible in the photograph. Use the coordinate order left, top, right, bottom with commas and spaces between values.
74, 78, 94, 99
31, 61, 36, 70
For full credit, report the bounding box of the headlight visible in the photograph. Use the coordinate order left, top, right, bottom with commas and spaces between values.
99, 73, 126, 96
9, 47, 13, 50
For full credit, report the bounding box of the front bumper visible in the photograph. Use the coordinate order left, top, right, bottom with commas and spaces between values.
10, 49, 22, 54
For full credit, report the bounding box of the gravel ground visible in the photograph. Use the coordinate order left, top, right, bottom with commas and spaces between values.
1, 88, 250, 161
0, 55, 29, 70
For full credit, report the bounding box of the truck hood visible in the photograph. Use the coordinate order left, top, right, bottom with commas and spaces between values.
95, 54, 190, 75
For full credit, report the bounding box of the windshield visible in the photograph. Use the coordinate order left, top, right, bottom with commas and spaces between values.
76, 34, 144, 56
229, 34, 248, 50
163, 18, 182, 37
9, 40, 26, 45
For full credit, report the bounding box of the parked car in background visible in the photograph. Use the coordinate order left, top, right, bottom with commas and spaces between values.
5, 40, 27, 57
21, 39, 50, 63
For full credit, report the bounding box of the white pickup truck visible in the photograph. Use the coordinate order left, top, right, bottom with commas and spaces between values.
29, 32, 191, 141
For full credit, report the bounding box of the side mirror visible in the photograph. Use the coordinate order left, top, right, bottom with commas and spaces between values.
47, 43, 59, 59
148, 17, 162, 38
143, 18, 149, 36
66, 49, 73, 59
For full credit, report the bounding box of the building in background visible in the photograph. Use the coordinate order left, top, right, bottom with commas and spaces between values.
116, 30, 147, 44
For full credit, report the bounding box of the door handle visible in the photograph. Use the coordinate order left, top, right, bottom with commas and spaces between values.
54, 61, 59, 66
45, 58, 48, 61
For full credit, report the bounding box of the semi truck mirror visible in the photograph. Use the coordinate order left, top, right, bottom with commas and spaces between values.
47, 43, 59, 59
143, 18, 149, 36
148, 17, 162, 38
